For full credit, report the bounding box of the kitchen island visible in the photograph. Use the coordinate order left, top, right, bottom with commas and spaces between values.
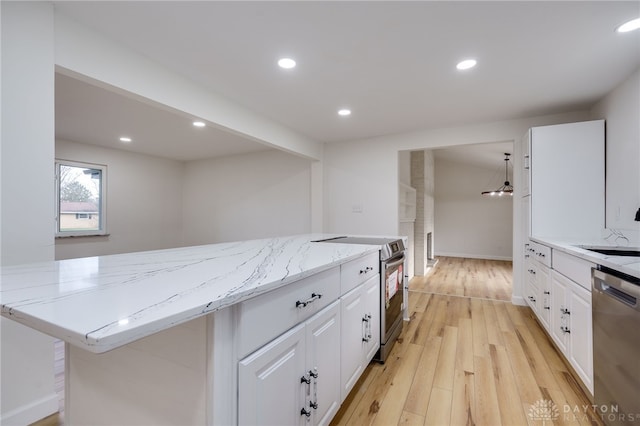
1, 234, 383, 425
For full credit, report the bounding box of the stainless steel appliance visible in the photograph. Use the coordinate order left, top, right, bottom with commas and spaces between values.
315, 236, 406, 362
592, 266, 640, 425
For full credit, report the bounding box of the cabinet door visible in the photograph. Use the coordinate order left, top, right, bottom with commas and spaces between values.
362, 275, 380, 363
530, 120, 604, 239
340, 284, 366, 401
568, 284, 593, 394
239, 324, 306, 426
306, 301, 341, 426
550, 271, 569, 353
522, 129, 531, 196
538, 265, 551, 331
525, 256, 539, 313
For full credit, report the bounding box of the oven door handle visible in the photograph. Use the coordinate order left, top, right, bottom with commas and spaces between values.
384, 256, 405, 269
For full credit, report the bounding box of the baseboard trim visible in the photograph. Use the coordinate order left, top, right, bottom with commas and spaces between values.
435, 252, 513, 261
511, 295, 527, 306
1, 393, 58, 426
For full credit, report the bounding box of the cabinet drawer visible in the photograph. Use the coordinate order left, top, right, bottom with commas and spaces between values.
340, 252, 379, 294
236, 267, 340, 358
552, 250, 595, 291
530, 241, 551, 267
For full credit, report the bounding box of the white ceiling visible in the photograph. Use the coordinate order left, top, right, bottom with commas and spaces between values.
53, 1, 640, 164
55, 73, 270, 161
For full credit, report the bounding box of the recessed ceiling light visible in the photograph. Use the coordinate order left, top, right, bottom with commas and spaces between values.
278, 58, 296, 69
616, 17, 640, 33
193, 121, 206, 127
119, 137, 132, 143
456, 59, 477, 70
338, 109, 351, 116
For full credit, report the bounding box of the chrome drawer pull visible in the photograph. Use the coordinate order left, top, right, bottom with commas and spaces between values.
359, 266, 374, 274
295, 293, 323, 309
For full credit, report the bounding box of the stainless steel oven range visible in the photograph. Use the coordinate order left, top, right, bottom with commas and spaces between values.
315, 236, 406, 363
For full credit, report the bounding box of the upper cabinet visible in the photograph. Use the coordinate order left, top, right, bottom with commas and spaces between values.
528, 120, 605, 240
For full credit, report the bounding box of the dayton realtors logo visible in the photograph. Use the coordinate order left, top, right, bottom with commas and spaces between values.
528, 399, 560, 425
529, 399, 640, 424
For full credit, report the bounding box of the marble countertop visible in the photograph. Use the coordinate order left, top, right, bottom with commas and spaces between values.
0, 234, 380, 353
531, 237, 640, 280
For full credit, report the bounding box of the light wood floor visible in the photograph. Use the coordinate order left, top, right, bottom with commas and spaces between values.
410, 257, 513, 302
331, 257, 602, 426
34, 257, 600, 426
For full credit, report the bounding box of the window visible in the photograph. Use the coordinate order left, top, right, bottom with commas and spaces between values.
55, 160, 107, 237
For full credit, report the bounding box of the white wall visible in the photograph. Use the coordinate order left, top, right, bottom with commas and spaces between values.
590, 67, 640, 238
183, 149, 312, 245
55, 140, 185, 260
398, 151, 411, 186
434, 158, 513, 260
0, 2, 58, 424
398, 151, 414, 278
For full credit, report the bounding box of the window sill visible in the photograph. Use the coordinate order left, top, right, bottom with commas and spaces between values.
55, 233, 110, 239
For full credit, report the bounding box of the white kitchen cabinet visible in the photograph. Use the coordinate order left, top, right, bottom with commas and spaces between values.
340, 274, 380, 401
238, 322, 306, 426
529, 120, 604, 240
305, 301, 342, 426
567, 283, 593, 394
550, 270, 569, 354
538, 263, 551, 330
237, 252, 381, 425
239, 300, 341, 426
524, 241, 551, 331
236, 268, 341, 359
550, 266, 594, 395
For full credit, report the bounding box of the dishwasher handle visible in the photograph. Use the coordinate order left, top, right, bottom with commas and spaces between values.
593, 268, 640, 309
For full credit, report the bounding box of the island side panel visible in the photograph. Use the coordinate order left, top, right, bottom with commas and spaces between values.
65, 317, 208, 425
208, 306, 238, 425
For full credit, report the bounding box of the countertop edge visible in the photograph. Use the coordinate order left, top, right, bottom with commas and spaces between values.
530, 237, 640, 280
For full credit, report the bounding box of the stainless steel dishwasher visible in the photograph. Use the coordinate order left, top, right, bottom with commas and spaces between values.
592, 266, 640, 425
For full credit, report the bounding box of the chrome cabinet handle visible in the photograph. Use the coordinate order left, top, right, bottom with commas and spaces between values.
295, 293, 323, 308
301, 371, 312, 418
560, 308, 570, 315
362, 314, 372, 342
528, 269, 536, 274
310, 368, 318, 410
561, 326, 571, 334
359, 266, 374, 274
